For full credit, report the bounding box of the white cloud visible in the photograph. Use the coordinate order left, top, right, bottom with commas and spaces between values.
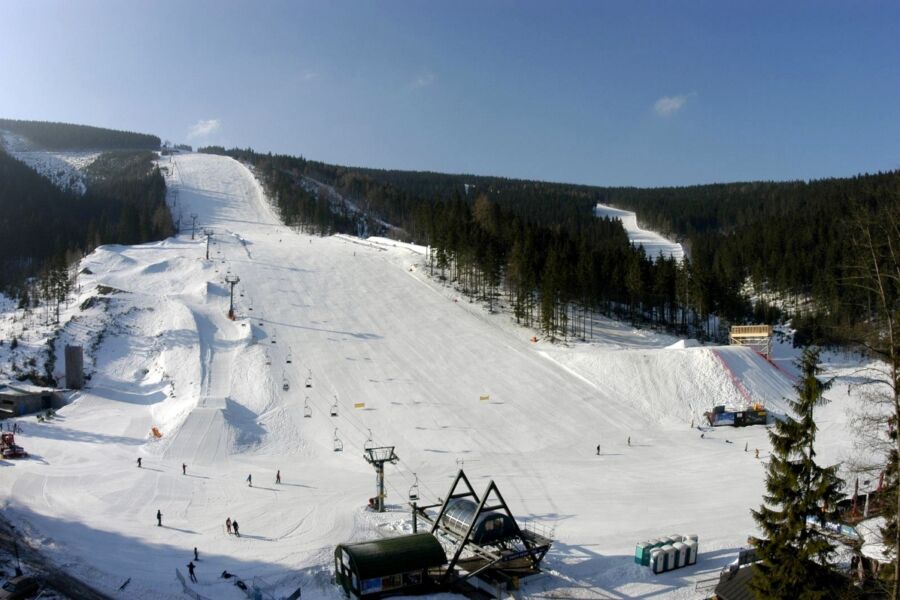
406, 72, 435, 91
653, 93, 695, 117
187, 118, 221, 140
302, 71, 319, 82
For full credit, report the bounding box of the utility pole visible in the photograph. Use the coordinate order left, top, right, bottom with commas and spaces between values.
225, 274, 240, 320
363, 446, 399, 512
203, 229, 214, 260
190, 213, 199, 240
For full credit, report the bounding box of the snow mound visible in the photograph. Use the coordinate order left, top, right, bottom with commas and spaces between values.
666, 339, 701, 349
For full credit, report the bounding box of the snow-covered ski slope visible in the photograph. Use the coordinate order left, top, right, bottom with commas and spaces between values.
0, 154, 857, 599
594, 203, 685, 262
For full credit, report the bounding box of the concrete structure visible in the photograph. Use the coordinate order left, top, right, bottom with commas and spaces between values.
0, 383, 65, 418
65, 345, 84, 389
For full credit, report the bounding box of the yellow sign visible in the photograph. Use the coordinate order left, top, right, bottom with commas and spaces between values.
354, 402, 366, 409
479, 395, 490, 402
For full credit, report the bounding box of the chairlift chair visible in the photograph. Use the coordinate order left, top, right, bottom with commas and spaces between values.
305, 369, 312, 388
286, 349, 292, 364
264, 350, 271, 366
333, 429, 343, 452
282, 370, 289, 391
303, 397, 312, 418
409, 473, 420, 502
364, 429, 374, 451
330, 396, 339, 417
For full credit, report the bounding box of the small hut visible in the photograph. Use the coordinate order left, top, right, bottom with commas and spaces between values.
334, 533, 446, 599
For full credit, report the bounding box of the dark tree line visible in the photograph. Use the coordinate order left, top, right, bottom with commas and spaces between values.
0, 148, 173, 293
0, 119, 160, 150
202, 145, 899, 344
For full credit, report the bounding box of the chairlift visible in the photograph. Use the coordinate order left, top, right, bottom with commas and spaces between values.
286, 349, 292, 364
264, 350, 271, 366
409, 473, 420, 502
282, 370, 289, 391
330, 396, 339, 417
333, 428, 343, 452
303, 397, 312, 418
305, 369, 312, 388
364, 428, 374, 451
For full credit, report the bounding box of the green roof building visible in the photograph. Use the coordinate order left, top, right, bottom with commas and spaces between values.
334, 533, 447, 598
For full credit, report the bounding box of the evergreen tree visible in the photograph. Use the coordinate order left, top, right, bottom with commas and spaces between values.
750, 348, 846, 599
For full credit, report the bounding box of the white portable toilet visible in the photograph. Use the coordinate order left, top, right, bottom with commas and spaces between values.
673, 542, 688, 568
687, 538, 699, 565
661, 544, 677, 571
668, 534, 685, 543
650, 549, 664, 574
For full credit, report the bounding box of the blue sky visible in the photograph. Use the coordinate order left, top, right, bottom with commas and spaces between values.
1, 1, 899, 186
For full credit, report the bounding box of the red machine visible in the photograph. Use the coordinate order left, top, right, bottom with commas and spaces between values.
0, 432, 27, 459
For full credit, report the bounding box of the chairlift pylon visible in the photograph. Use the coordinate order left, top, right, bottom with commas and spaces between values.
330, 395, 339, 417
364, 428, 374, 451
303, 397, 312, 418
333, 428, 343, 452
409, 473, 420, 502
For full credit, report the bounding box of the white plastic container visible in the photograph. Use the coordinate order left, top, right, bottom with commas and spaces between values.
650, 548, 664, 574
673, 542, 688, 568
661, 544, 676, 571
687, 539, 698, 565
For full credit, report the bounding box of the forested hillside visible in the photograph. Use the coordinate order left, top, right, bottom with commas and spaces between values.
0, 118, 160, 150
0, 148, 173, 292
203, 146, 899, 344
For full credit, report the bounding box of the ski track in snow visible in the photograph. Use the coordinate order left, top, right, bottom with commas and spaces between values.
594, 203, 684, 262
0, 154, 862, 599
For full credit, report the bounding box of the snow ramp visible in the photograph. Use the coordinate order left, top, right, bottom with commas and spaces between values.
712, 345, 795, 415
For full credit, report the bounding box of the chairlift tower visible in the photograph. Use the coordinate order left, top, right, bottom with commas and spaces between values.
225, 274, 240, 319
203, 228, 214, 260
190, 213, 199, 240
364, 446, 399, 512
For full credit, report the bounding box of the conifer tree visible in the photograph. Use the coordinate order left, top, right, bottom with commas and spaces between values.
751, 347, 845, 599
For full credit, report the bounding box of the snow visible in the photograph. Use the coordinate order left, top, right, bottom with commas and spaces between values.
1, 131, 99, 195
0, 153, 868, 599
594, 203, 685, 262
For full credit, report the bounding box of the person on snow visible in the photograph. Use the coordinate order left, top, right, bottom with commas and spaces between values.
194, 547, 199, 561
183, 463, 187, 475
157, 509, 162, 527
137, 457, 142, 468
627, 436, 631, 447
187, 561, 197, 583
246, 474, 252, 487
232, 520, 240, 537
276, 470, 281, 484
226, 517, 232, 534
596, 444, 600, 455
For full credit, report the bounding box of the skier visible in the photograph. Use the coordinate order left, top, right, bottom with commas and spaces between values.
182, 463, 187, 475
194, 547, 199, 561
755, 448, 760, 459
137, 457, 142, 468
627, 436, 631, 447
596, 443, 600, 455
276, 470, 281, 485
226, 517, 232, 534
247, 473, 252, 487
187, 561, 197, 583
232, 520, 240, 537
157, 509, 162, 527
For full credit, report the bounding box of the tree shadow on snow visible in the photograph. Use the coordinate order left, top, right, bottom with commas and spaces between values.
2, 502, 325, 599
